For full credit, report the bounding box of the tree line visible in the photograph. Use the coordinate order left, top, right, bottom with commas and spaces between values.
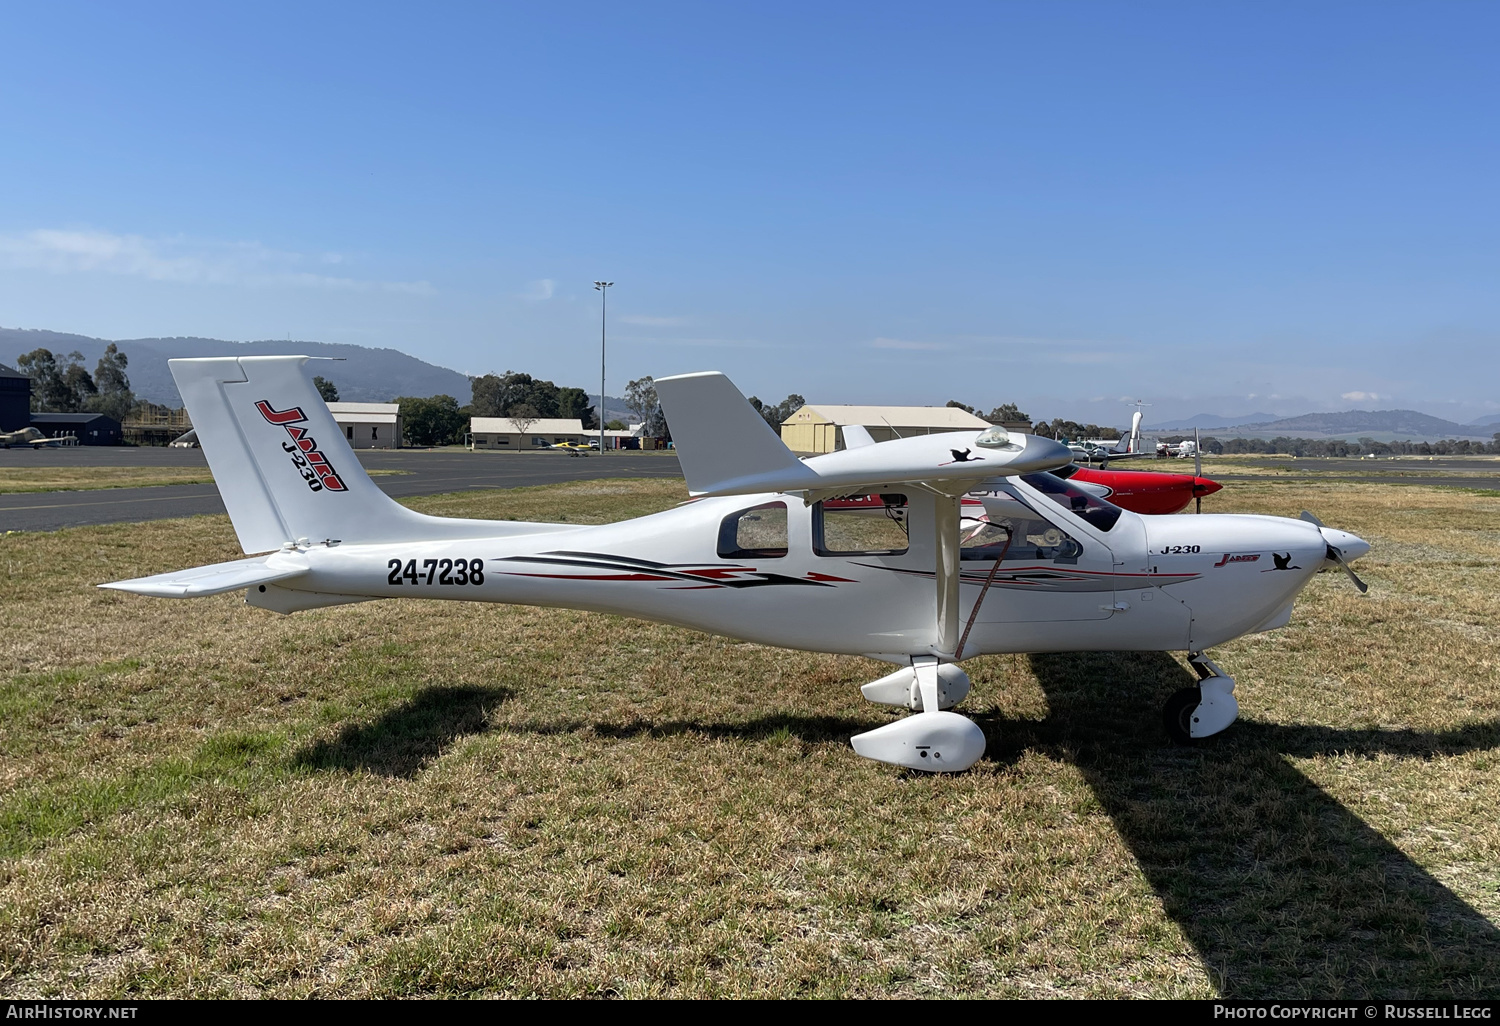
1173, 435, 1500, 457
12, 346, 616, 450
397, 371, 614, 447
601, 387, 1074, 443
16, 346, 136, 422
28, 347, 1298, 456
945, 400, 1126, 442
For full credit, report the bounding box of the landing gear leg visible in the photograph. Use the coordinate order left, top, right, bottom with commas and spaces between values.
850, 657, 986, 771
1162, 652, 1240, 745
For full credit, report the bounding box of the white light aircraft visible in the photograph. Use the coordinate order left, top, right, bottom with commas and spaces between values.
103, 358, 1370, 773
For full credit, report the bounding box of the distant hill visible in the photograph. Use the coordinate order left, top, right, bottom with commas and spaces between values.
1153, 412, 1278, 431
0, 327, 474, 407
1238, 409, 1482, 438
1173, 408, 1491, 442
1470, 413, 1500, 427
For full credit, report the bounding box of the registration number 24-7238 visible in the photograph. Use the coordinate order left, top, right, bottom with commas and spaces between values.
387, 558, 486, 586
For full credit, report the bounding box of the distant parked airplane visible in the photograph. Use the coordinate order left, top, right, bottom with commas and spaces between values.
0, 426, 72, 449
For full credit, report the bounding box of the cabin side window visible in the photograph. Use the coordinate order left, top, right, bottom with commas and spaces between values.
814, 494, 910, 556
961, 493, 1084, 564
718, 502, 789, 559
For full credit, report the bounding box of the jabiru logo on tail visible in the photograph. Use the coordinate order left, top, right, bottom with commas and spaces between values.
254, 400, 348, 493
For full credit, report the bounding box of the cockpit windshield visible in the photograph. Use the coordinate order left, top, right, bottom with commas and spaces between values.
1019, 473, 1123, 532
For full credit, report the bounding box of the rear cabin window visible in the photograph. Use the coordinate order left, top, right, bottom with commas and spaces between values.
815, 494, 910, 556
961, 493, 1084, 564
718, 502, 789, 559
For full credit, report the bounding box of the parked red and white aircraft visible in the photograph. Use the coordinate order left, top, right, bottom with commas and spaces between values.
1053, 464, 1222, 516
104, 358, 1369, 773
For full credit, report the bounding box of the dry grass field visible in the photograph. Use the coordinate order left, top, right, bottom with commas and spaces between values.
1, 476, 1497, 998
0, 467, 216, 493
1106, 454, 1500, 480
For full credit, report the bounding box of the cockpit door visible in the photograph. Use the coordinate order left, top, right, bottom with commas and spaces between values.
959, 482, 1117, 622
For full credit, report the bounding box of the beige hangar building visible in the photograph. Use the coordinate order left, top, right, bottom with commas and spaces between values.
326, 402, 402, 449
470, 417, 590, 449
779, 404, 993, 454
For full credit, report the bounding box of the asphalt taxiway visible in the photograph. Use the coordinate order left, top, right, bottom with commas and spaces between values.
4, 449, 1495, 534
0, 449, 683, 533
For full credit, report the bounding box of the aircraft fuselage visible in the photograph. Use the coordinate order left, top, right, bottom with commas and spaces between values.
251, 475, 1359, 661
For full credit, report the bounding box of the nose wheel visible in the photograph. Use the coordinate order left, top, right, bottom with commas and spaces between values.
1162, 686, 1205, 745
1162, 652, 1240, 745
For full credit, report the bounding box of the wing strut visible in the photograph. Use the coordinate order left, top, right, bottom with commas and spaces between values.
929, 487, 962, 658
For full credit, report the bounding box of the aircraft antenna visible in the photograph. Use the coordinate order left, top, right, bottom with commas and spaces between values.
594, 281, 614, 454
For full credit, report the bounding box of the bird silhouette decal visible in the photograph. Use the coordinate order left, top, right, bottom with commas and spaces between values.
941, 448, 983, 465
1263, 552, 1301, 572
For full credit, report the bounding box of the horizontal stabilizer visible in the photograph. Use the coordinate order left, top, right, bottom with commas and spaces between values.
656, 371, 1072, 497
100, 553, 308, 598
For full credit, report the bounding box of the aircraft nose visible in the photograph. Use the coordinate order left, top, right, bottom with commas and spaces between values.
1320, 527, 1370, 562
1192, 476, 1222, 497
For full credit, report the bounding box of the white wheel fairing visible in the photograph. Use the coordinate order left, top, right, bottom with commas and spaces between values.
850, 711, 986, 772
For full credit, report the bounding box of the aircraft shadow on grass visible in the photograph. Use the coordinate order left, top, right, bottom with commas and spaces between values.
1022, 650, 1500, 1000
291, 685, 511, 779
497, 652, 1500, 998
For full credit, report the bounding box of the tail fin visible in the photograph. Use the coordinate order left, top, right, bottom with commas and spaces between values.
172, 356, 532, 553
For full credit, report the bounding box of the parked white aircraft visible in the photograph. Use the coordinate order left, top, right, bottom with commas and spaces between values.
1062, 410, 1154, 465
103, 358, 1370, 772
1158, 438, 1199, 459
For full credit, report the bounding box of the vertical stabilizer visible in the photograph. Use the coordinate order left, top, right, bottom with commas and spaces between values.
172, 356, 510, 553
174, 356, 413, 552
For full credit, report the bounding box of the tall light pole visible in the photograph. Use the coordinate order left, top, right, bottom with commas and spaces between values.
593, 281, 613, 454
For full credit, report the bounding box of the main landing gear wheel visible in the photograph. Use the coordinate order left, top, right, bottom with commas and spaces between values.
850, 659, 986, 772
1163, 686, 1204, 746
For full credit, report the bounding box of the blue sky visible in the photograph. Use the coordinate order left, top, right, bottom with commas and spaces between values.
2, 1, 1497, 424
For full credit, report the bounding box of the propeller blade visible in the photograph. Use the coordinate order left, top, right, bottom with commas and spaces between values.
1327, 543, 1369, 594
1299, 510, 1326, 527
